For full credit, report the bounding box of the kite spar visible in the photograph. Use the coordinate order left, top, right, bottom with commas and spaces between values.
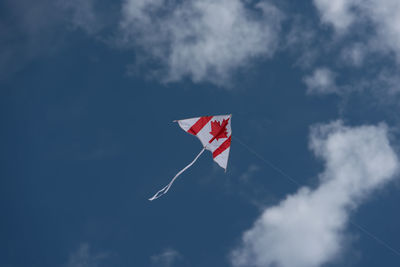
149, 114, 232, 201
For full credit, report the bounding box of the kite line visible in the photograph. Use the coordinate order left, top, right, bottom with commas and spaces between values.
232, 135, 400, 259
232, 136, 300, 187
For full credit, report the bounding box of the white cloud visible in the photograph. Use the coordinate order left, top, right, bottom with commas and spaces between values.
313, 0, 400, 61
304, 67, 337, 94
66, 243, 109, 267
313, 0, 357, 32
231, 121, 399, 267
340, 42, 366, 67
119, 0, 283, 86
151, 248, 182, 267
365, 0, 400, 59
374, 70, 400, 95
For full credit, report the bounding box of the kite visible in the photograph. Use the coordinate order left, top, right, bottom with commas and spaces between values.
149, 114, 232, 201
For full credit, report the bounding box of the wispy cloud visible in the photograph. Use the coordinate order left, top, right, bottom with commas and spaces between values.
151, 248, 182, 267
231, 121, 399, 267
65, 243, 110, 267
313, 0, 400, 61
340, 42, 367, 67
239, 164, 261, 182
313, 0, 356, 32
0, 0, 63, 79
0, 0, 114, 79
58, 0, 101, 35
304, 67, 338, 95
119, 0, 283, 86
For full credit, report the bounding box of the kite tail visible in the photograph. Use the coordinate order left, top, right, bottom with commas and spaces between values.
148, 147, 206, 201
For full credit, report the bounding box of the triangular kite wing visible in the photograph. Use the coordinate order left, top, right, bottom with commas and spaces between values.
177, 114, 232, 170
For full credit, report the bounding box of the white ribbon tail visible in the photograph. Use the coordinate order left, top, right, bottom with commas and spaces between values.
148, 147, 206, 201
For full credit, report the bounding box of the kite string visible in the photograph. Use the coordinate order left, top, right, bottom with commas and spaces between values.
232, 135, 400, 258
232, 136, 300, 187
148, 147, 206, 201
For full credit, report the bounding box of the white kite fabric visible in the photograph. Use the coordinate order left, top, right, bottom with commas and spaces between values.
149, 114, 232, 201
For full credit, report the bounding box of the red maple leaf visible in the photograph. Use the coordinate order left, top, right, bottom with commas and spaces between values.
209, 118, 229, 143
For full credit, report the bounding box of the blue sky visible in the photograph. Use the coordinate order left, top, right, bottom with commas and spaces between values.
1, 1, 400, 267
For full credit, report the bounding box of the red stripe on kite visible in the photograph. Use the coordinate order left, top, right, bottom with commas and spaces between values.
188, 116, 213, 135
213, 136, 231, 158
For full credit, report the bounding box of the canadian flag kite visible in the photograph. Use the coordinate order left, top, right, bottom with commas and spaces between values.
149, 114, 232, 201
